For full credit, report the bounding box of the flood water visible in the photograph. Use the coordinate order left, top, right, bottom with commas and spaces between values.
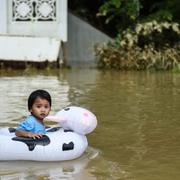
0, 68, 180, 180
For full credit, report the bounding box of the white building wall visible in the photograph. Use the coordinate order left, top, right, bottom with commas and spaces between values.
0, 0, 67, 63
0, 0, 7, 34
0, 36, 60, 62
0, 0, 67, 41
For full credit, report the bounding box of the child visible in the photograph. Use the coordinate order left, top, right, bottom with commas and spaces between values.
15, 89, 51, 139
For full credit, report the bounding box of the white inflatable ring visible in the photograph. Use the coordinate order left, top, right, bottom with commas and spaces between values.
0, 127, 88, 161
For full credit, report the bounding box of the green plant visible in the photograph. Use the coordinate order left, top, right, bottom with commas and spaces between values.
95, 21, 180, 71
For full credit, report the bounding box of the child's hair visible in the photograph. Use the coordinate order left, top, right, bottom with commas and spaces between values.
28, 89, 52, 110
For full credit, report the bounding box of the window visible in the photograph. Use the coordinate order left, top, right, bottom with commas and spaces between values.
12, 0, 56, 21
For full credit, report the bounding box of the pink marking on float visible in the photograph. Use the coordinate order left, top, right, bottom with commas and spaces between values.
83, 112, 89, 117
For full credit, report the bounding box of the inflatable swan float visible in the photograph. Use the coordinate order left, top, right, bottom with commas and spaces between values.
0, 106, 97, 161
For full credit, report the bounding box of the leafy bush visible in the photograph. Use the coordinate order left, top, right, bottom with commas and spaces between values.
95, 21, 180, 71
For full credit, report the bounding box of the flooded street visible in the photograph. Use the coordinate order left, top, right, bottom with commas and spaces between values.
0, 68, 180, 180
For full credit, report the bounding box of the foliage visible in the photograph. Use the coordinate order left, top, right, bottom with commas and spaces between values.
69, 1, 180, 71
98, 0, 140, 21
95, 21, 180, 71
69, 0, 180, 36
97, 0, 141, 32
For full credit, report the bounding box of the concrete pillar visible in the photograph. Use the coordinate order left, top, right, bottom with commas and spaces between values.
0, 0, 7, 34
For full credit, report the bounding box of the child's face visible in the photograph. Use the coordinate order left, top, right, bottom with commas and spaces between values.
30, 97, 51, 121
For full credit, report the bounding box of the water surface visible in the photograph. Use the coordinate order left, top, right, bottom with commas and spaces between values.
0, 68, 180, 180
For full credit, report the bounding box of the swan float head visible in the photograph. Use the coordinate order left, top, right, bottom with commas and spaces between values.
45, 106, 97, 135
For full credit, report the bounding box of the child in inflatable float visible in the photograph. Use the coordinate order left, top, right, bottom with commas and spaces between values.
15, 89, 52, 139
0, 90, 97, 161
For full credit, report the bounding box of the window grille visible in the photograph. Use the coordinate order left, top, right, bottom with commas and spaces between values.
12, 0, 56, 21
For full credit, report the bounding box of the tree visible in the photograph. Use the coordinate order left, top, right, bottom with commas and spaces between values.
69, 0, 180, 37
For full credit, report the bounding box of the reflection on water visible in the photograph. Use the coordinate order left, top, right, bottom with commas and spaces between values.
0, 69, 180, 179
0, 147, 99, 180
0, 73, 69, 124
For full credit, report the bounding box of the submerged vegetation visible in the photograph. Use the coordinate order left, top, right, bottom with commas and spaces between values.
95, 21, 180, 71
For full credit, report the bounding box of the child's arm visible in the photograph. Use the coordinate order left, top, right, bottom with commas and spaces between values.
15, 130, 43, 139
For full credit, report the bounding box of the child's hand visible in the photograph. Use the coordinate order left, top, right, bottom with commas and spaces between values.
15, 130, 44, 139
27, 133, 43, 139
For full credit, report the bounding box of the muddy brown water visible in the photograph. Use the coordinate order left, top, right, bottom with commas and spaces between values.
0, 68, 180, 180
